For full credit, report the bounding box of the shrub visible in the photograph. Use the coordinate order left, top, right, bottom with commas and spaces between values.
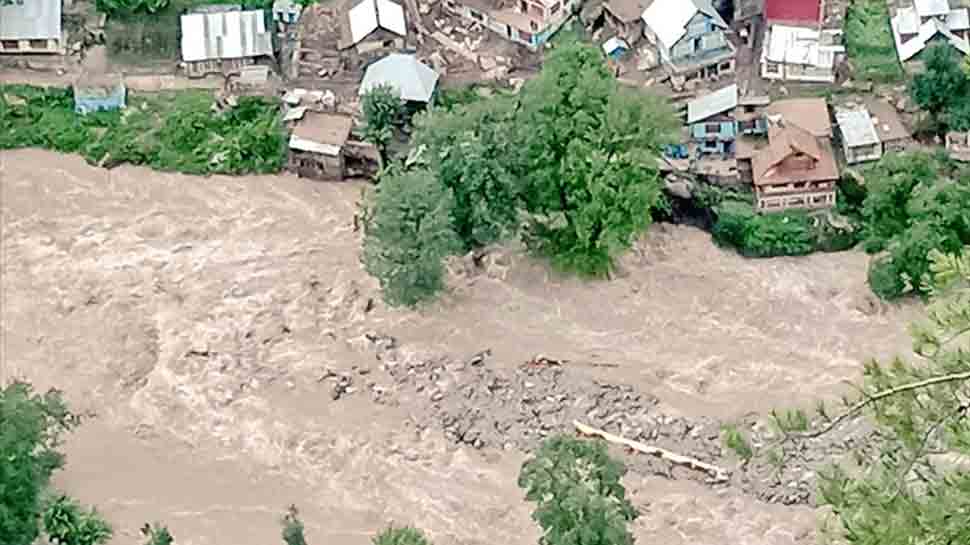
844, 0, 903, 82
868, 255, 906, 300
373, 526, 432, 545
281, 505, 307, 545
712, 201, 816, 257
42, 496, 112, 545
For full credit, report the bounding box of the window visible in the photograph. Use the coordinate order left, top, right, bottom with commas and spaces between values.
530, 21, 538, 31
706, 123, 720, 134
469, 9, 484, 20
549, 1, 560, 14
765, 62, 780, 74
29, 39, 49, 50
1, 40, 19, 50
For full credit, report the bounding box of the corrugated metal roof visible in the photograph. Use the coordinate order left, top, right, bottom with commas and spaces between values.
602, 36, 629, 55
641, 0, 725, 50
892, 15, 970, 62
0, 0, 61, 41
687, 84, 738, 124
180, 9, 273, 62
836, 109, 880, 147
359, 53, 438, 102
763, 24, 844, 68
916, 0, 950, 18
948, 8, 970, 31
348, 0, 406, 45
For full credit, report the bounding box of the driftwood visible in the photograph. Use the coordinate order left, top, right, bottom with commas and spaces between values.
573, 420, 731, 483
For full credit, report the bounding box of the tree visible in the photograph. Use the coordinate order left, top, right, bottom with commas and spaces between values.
141, 523, 174, 545
373, 526, 432, 545
0, 383, 79, 545
361, 85, 403, 167
516, 40, 677, 276
361, 168, 461, 307
518, 436, 637, 545
817, 249, 970, 545
911, 44, 968, 131
411, 98, 521, 250
42, 496, 112, 545
281, 505, 307, 545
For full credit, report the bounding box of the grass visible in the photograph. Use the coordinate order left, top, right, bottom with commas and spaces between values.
721, 424, 754, 461
844, 0, 904, 83
0, 85, 286, 176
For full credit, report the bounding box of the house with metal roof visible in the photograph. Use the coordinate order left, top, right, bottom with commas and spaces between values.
73, 73, 127, 115
359, 53, 439, 103
760, 24, 845, 83
179, 7, 274, 78
687, 84, 739, 156
348, 0, 406, 45
288, 112, 355, 181
764, 0, 820, 27
640, 0, 736, 79
891, 0, 970, 63
835, 101, 913, 164
0, 0, 64, 54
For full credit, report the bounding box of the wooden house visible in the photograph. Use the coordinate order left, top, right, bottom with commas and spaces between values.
288, 112, 355, 181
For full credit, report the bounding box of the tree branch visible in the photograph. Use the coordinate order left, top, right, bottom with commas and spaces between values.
795, 371, 970, 440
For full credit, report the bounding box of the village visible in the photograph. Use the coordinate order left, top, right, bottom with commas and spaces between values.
3, 0, 970, 211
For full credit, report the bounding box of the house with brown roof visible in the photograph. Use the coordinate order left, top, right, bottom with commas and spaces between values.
751, 120, 839, 212
602, 0, 650, 44
736, 97, 840, 212
288, 112, 355, 181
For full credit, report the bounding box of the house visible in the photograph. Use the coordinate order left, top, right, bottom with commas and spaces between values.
273, 0, 303, 25
347, 0, 407, 47
180, 7, 274, 78
748, 98, 839, 212
443, 0, 579, 50
0, 0, 65, 54
891, 0, 970, 63
359, 53, 439, 103
836, 101, 913, 164
640, 0, 736, 79
761, 24, 844, 82
945, 131, 970, 162
288, 112, 355, 180
602, 0, 650, 44
835, 109, 882, 164
866, 99, 913, 152
687, 84, 739, 155
73, 73, 126, 115
764, 0, 820, 27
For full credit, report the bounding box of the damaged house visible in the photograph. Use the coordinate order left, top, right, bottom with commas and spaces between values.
0, 0, 65, 54
444, 0, 581, 49
835, 101, 913, 164
600, 0, 650, 45
640, 0, 736, 79
683, 84, 769, 184
891, 0, 970, 64
180, 6, 275, 78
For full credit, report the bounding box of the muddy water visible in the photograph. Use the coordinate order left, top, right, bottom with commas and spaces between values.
1, 150, 916, 545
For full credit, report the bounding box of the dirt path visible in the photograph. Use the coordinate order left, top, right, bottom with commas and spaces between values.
1, 149, 918, 545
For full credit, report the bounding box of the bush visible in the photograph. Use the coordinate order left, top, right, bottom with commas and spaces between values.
868, 255, 906, 300
712, 201, 816, 257
281, 505, 307, 545
1, 86, 286, 176
373, 526, 432, 545
42, 496, 112, 545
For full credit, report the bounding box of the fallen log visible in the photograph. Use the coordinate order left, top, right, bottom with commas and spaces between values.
573, 420, 730, 483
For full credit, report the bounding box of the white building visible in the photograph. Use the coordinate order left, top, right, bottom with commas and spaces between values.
760, 24, 845, 83
0, 0, 64, 54
180, 8, 274, 78
891, 0, 970, 63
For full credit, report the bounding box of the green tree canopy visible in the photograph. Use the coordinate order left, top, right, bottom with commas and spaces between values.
0, 383, 78, 545
42, 495, 112, 545
281, 505, 307, 545
361, 85, 404, 166
411, 97, 521, 251
362, 168, 461, 306
820, 249, 970, 544
516, 41, 677, 276
911, 44, 969, 129
519, 436, 637, 545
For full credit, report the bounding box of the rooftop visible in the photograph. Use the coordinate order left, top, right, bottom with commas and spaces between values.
348, 0, 406, 45
687, 84, 738, 124
180, 9, 273, 62
0, 0, 61, 41
915, 0, 951, 19
641, 0, 727, 50
752, 122, 839, 186
604, 0, 652, 23
762, 24, 844, 68
766, 98, 832, 138
764, 0, 820, 25
359, 53, 439, 102
835, 109, 880, 147
290, 112, 355, 156
865, 100, 910, 143
891, 11, 970, 62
